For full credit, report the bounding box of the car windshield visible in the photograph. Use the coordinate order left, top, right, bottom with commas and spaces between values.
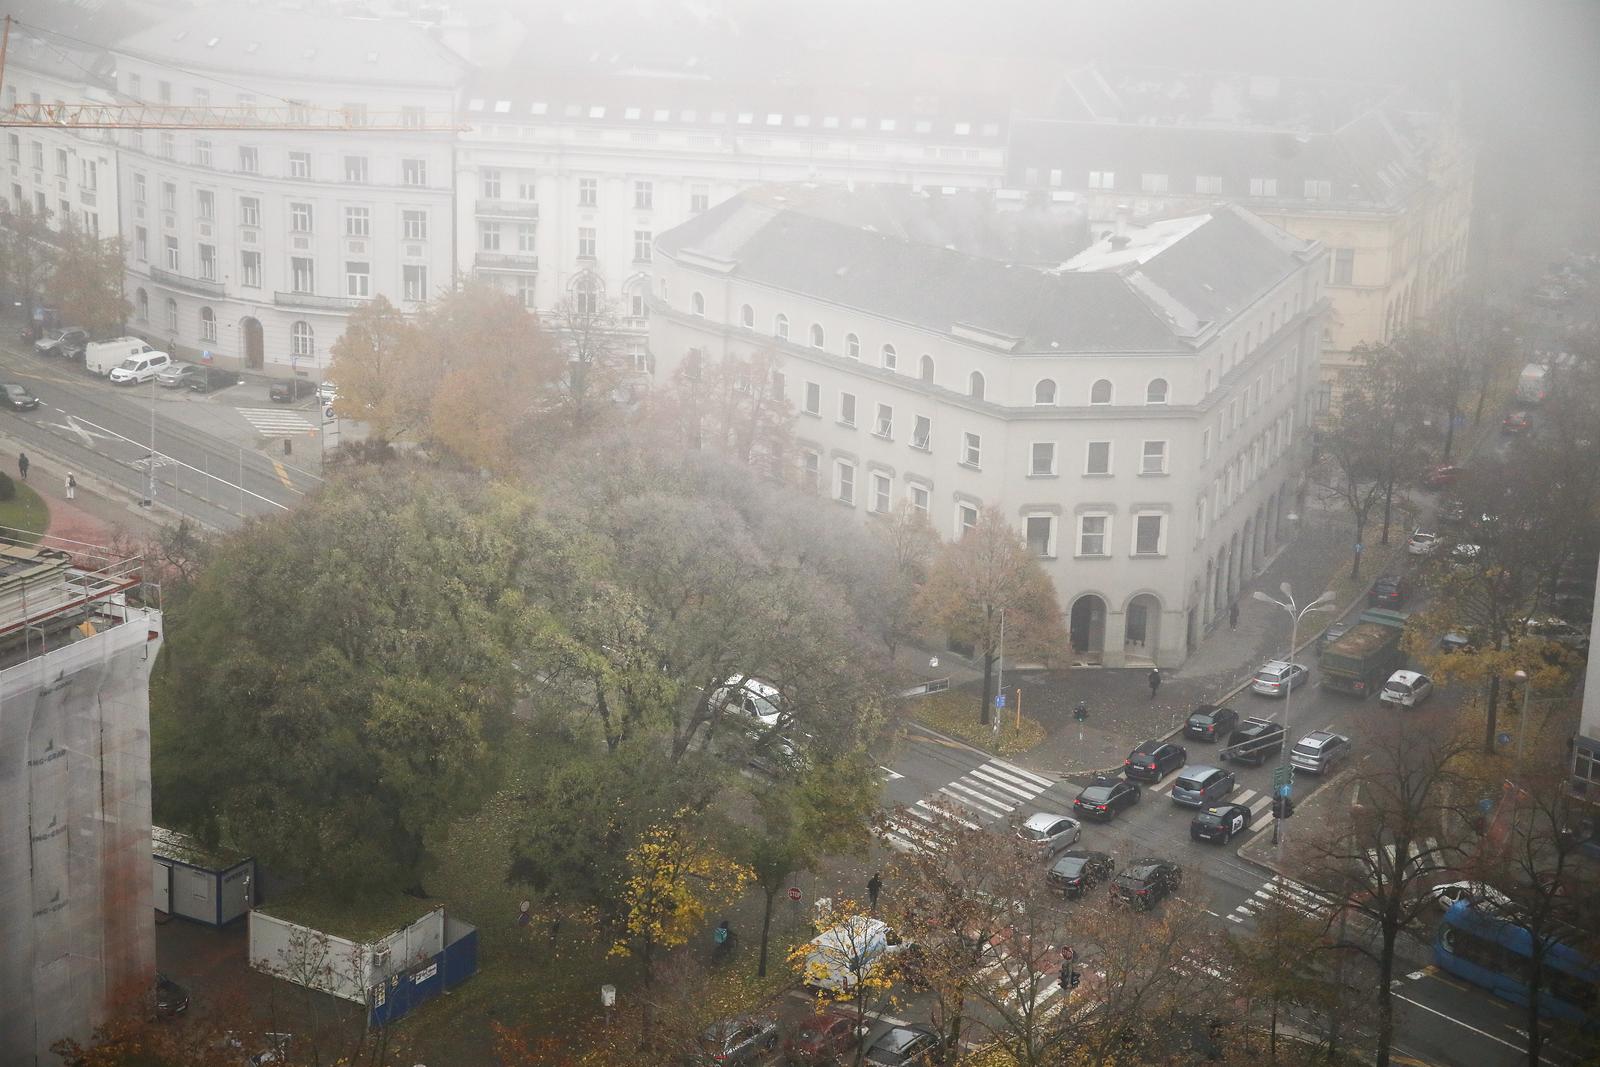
1053, 856, 1086, 876
1189, 712, 1215, 724
1080, 786, 1112, 803
1293, 742, 1320, 757
1254, 671, 1279, 682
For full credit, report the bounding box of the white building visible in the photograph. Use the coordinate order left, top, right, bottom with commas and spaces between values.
650, 187, 1328, 667
107, 8, 465, 376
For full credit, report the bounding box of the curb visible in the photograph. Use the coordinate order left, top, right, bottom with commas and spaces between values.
1233, 764, 1358, 872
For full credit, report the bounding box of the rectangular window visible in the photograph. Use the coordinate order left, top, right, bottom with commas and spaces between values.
5, 133, 16, 162
1141, 440, 1168, 474
161, 182, 176, 211
577, 226, 596, 258
633, 230, 652, 262
1085, 441, 1111, 475
1134, 514, 1166, 555
578, 177, 597, 207
481, 168, 502, 198
517, 277, 537, 309
291, 257, 314, 293
163, 235, 179, 269
690, 184, 709, 213
1331, 247, 1355, 285
30, 140, 44, 170
200, 310, 216, 341
290, 202, 312, 233
134, 226, 148, 261
836, 461, 855, 505
1026, 516, 1054, 558
194, 139, 212, 167
401, 106, 426, 128
518, 179, 537, 201
633, 179, 654, 209
196, 189, 214, 219
871, 472, 892, 514
1304, 179, 1332, 200
344, 156, 368, 183
345, 206, 369, 237
517, 223, 536, 252
803, 381, 821, 416
1195, 175, 1223, 194
839, 392, 856, 427
800, 450, 820, 491
403, 210, 428, 240
289, 151, 310, 179
1249, 177, 1277, 197
875, 403, 893, 439
1030, 441, 1056, 476
630, 292, 647, 319
909, 484, 929, 516
157, 81, 172, 103
912, 415, 931, 451
56, 147, 69, 176
238, 146, 258, 173
1078, 515, 1108, 556
962, 432, 981, 467
403, 264, 429, 302
1202, 428, 1212, 461
198, 243, 216, 280
80, 159, 97, 190
346, 261, 370, 297
1088, 170, 1115, 189
957, 504, 979, 538
1140, 173, 1169, 194
479, 221, 501, 251
402, 158, 427, 186
237, 196, 259, 228
241, 250, 261, 288
133, 172, 146, 202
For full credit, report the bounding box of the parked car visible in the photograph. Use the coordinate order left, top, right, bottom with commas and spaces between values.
1046, 850, 1115, 899
1190, 803, 1253, 844
863, 1023, 945, 1067
691, 1013, 779, 1066
1501, 410, 1532, 434
1110, 859, 1182, 909
1, 383, 41, 410
1425, 464, 1464, 489
1289, 730, 1352, 774
1379, 670, 1434, 707
1220, 717, 1286, 766
1368, 575, 1406, 608
1407, 529, 1442, 556
1123, 739, 1187, 781
1015, 812, 1081, 858
1439, 630, 1477, 654
1250, 661, 1309, 697
782, 1011, 860, 1066
1427, 881, 1515, 915
109, 350, 172, 384
156, 362, 205, 388
1072, 775, 1141, 821
188, 366, 241, 393
34, 326, 88, 358
1439, 498, 1467, 525
1183, 704, 1238, 742
316, 380, 338, 402
1523, 616, 1591, 654
153, 973, 190, 1019
801, 917, 911, 993
1169, 765, 1235, 807
270, 377, 319, 402
712, 676, 783, 729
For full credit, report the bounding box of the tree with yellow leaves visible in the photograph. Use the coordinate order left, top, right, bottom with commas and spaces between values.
789, 896, 901, 1067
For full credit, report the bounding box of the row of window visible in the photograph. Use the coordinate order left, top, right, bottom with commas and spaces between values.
133, 131, 437, 186
1054, 169, 1335, 201
131, 175, 436, 240
478, 221, 540, 254
134, 227, 430, 300
129, 289, 316, 356
559, 174, 711, 214
5, 136, 99, 189
5, 183, 101, 236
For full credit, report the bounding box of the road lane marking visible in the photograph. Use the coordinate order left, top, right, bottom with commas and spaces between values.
940, 784, 1010, 818
878, 765, 904, 780
969, 767, 1042, 800
1389, 990, 1564, 1064
272, 460, 293, 489
986, 758, 1054, 788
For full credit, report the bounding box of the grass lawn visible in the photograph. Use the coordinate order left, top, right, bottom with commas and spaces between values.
0, 483, 48, 543
904, 686, 1046, 756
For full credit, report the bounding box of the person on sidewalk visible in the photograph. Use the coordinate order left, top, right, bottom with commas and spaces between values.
1148, 667, 1161, 700
867, 871, 882, 911
65, 472, 76, 500
17, 452, 28, 482
1229, 600, 1239, 631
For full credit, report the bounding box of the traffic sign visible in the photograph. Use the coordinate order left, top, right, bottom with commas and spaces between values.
787, 887, 801, 902
995, 693, 1006, 708
1497, 732, 1514, 747
1272, 765, 1293, 789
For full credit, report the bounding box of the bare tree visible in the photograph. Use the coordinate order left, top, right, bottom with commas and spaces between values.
643, 346, 795, 474
546, 284, 632, 437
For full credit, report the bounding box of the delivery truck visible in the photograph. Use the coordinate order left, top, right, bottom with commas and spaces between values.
1319, 608, 1407, 698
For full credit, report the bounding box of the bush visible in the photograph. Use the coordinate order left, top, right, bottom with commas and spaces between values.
0, 471, 16, 502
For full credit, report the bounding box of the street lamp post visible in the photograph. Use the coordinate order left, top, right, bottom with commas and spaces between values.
1513, 668, 1532, 761
993, 607, 1006, 738
1251, 582, 1336, 850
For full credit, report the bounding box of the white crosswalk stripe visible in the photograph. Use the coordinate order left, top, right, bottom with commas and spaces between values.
942, 780, 1015, 816
1365, 837, 1441, 875
1226, 874, 1333, 924
881, 758, 1054, 853
238, 407, 315, 437
969, 767, 1040, 801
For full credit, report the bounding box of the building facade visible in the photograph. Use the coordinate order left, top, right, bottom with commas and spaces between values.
650, 188, 1327, 667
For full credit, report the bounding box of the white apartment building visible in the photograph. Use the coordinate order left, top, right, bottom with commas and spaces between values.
107, 8, 464, 376
650, 188, 1328, 667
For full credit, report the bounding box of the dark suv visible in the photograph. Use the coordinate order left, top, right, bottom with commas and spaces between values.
1184, 705, 1238, 742
1124, 740, 1187, 781
270, 377, 319, 402
1072, 776, 1141, 821
1220, 717, 1285, 766
1110, 860, 1182, 908
188, 366, 240, 392
1368, 575, 1406, 607
1047, 850, 1115, 898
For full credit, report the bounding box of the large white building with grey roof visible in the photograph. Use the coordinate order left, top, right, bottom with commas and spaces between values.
649, 187, 1328, 667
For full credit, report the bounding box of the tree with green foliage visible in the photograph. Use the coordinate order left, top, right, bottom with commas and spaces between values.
0, 204, 56, 322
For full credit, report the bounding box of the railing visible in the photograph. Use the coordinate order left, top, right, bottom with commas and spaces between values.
473, 252, 538, 272
149, 266, 223, 297
273, 291, 371, 311
475, 199, 539, 220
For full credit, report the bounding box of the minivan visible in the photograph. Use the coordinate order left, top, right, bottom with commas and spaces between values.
109, 351, 172, 384
1169, 765, 1235, 807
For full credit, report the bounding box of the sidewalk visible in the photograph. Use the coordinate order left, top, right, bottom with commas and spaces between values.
1, 438, 160, 548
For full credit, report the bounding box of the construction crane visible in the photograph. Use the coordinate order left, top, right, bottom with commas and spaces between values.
0, 14, 465, 131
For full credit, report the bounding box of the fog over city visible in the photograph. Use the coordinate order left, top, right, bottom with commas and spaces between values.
2, 2, 1599, 1067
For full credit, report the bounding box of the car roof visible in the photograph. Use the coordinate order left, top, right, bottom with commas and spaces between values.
1203, 804, 1246, 816
1178, 764, 1222, 778
1387, 670, 1424, 686
1298, 730, 1339, 746
1022, 812, 1074, 831
876, 1024, 934, 1051
1131, 739, 1166, 751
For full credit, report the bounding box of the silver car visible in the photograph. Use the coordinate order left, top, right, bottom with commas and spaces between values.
1169, 765, 1235, 807
1015, 812, 1082, 857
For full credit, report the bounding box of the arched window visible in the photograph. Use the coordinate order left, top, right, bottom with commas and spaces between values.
1146, 378, 1169, 404
290, 320, 314, 358
135, 288, 148, 322
810, 323, 825, 349
845, 333, 860, 359
968, 371, 985, 400
1090, 379, 1112, 405
918, 354, 934, 382
774, 313, 788, 340
165, 297, 178, 331
881, 344, 897, 370
1034, 379, 1057, 405
199, 306, 216, 342
691, 291, 705, 317
740, 304, 754, 328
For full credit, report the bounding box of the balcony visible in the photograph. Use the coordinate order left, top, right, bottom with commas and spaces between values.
475, 199, 539, 220
273, 291, 371, 311
474, 251, 539, 274
148, 266, 224, 298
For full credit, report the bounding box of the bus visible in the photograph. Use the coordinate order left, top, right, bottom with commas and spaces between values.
1434, 899, 1600, 1027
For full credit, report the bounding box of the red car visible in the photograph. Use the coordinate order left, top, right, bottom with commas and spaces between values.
1424, 464, 1463, 489
1501, 411, 1531, 434
783, 1011, 860, 1065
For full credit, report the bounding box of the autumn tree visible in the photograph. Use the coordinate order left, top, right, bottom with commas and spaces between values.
791, 897, 900, 1066
868, 501, 940, 659
49, 225, 129, 338
1226, 896, 1355, 1064
917, 505, 1067, 724
643, 346, 795, 474
328, 295, 429, 442
0, 203, 56, 323
544, 283, 633, 438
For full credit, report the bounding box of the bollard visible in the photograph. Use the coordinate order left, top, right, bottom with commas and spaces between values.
283, 438, 292, 456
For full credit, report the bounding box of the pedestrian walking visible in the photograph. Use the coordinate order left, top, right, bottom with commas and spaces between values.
1228, 600, 1239, 631
17, 452, 28, 482
867, 871, 882, 911
65, 472, 76, 500
1147, 667, 1161, 700
1073, 700, 1088, 722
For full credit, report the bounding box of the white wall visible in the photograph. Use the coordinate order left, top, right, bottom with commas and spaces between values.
248, 906, 444, 1005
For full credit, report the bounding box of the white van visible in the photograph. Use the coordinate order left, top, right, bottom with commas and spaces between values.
800, 916, 909, 993
1516, 362, 1548, 404
109, 350, 173, 385
85, 337, 159, 377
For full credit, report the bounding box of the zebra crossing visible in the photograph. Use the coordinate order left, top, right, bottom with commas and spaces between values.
238, 407, 315, 438
882, 758, 1055, 854
1366, 837, 1443, 875
976, 941, 1082, 1022
1167, 783, 1277, 831
1226, 874, 1334, 925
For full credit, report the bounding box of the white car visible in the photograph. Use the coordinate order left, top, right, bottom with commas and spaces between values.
1407, 529, 1442, 556
317, 381, 338, 403
1379, 670, 1434, 707
1428, 880, 1514, 915
712, 676, 782, 728
1015, 813, 1081, 858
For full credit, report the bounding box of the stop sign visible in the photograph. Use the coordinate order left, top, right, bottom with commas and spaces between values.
787, 887, 802, 902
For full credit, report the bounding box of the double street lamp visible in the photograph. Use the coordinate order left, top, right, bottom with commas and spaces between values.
1251, 582, 1335, 849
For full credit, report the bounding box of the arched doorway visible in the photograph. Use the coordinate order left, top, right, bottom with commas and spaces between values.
1123, 593, 1162, 666
241, 317, 264, 370
1068, 594, 1107, 665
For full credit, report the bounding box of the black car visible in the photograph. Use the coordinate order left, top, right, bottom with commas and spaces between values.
34, 326, 88, 358
692, 1013, 780, 1066
1190, 803, 1253, 844
863, 1023, 945, 1066
1, 383, 41, 410
270, 377, 319, 402
1072, 776, 1141, 821
1368, 575, 1406, 608
1220, 717, 1285, 766
1110, 860, 1182, 908
153, 973, 190, 1019
188, 366, 240, 392
1124, 739, 1187, 781
1047, 850, 1115, 898
1183, 705, 1238, 742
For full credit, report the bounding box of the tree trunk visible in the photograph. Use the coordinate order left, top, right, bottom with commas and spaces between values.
1474, 381, 1489, 427
1484, 673, 1501, 755
1375, 923, 1398, 1067
1350, 517, 1364, 580
1443, 405, 1458, 461
1268, 995, 1279, 1062
756, 885, 776, 978
638, 939, 657, 1050
1381, 477, 1395, 545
